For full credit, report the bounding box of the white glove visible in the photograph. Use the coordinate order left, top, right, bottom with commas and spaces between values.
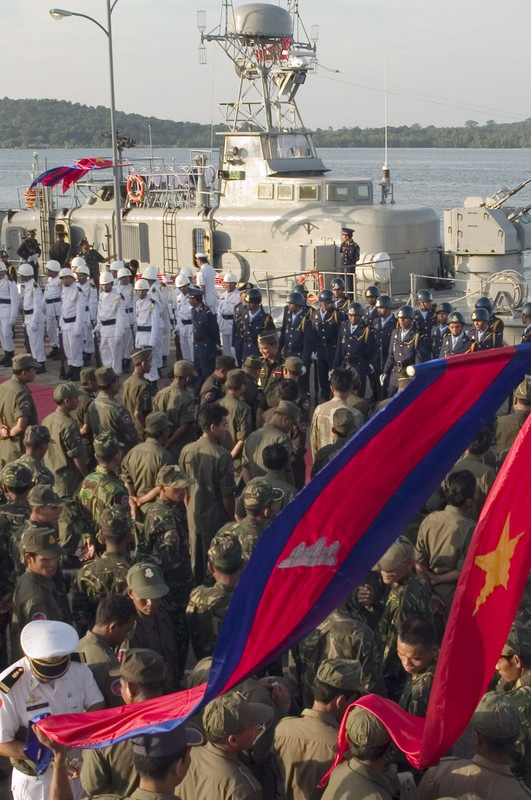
28, 254, 38, 264
380, 374, 386, 386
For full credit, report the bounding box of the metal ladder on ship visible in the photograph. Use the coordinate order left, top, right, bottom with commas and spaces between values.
162, 207, 178, 274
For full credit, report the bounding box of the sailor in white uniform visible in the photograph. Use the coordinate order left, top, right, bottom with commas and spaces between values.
74, 262, 97, 363
0, 260, 19, 366
174, 274, 194, 361
96, 271, 126, 375
217, 272, 240, 356
117, 266, 136, 371
141, 266, 166, 374
134, 278, 161, 383
195, 252, 219, 312
43, 260, 62, 360
18, 263, 46, 371
0, 620, 104, 800
59, 268, 85, 381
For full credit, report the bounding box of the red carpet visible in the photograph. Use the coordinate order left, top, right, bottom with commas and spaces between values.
0, 378, 56, 423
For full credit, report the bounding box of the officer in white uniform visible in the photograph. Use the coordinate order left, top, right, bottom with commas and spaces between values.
0, 620, 104, 800
18, 264, 46, 372
96, 272, 126, 375
173, 274, 194, 361
142, 266, 170, 367
43, 260, 62, 360
74, 262, 97, 363
134, 278, 161, 383
217, 272, 239, 356
195, 252, 219, 312
59, 268, 85, 381
118, 266, 136, 371
0, 260, 20, 366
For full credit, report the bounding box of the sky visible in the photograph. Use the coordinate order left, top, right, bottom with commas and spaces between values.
3, 0, 530, 130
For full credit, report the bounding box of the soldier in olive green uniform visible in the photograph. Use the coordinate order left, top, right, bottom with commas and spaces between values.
496, 379, 531, 462
85, 366, 140, 453
242, 355, 267, 430
396, 616, 438, 718
73, 506, 133, 631
274, 659, 365, 800
200, 354, 236, 403
311, 407, 359, 477
78, 432, 131, 541
121, 411, 173, 511
242, 400, 298, 483
257, 331, 283, 394
219, 369, 252, 483
70, 366, 98, 467
140, 465, 195, 678
0, 353, 39, 467
77, 593, 135, 707
235, 480, 283, 559
497, 624, 531, 788
153, 359, 198, 461
122, 347, 153, 438
10, 484, 70, 582
186, 531, 244, 660
264, 376, 308, 491
235, 443, 296, 519
42, 382, 87, 497
12, 425, 55, 487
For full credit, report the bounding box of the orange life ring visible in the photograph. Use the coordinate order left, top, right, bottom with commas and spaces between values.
24, 188, 37, 208
126, 174, 146, 204
299, 271, 324, 304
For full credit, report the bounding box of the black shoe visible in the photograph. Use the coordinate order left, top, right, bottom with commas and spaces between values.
148, 380, 159, 395
49, 347, 60, 360
2, 351, 14, 368
122, 359, 131, 373
35, 363, 46, 374
83, 352, 92, 366
70, 367, 81, 381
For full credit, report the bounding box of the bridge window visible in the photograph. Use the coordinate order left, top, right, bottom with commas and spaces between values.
278, 184, 294, 200
327, 184, 349, 202
354, 183, 371, 200
299, 184, 318, 200
258, 183, 274, 199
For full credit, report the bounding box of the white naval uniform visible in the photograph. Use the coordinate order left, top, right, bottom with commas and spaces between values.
78, 281, 98, 355
43, 276, 61, 348
0, 656, 103, 800
135, 295, 161, 382
198, 262, 219, 312
96, 289, 126, 375
60, 283, 85, 368
217, 287, 240, 356
0, 274, 19, 352
148, 282, 170, 361
174, 288, 193, 361
118, 282, 135, 360
21, 280, 46, 364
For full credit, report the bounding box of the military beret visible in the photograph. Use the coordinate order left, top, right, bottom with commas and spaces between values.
225, 369, 246, 390
21, 620, 78, 660
80, 367, 96, 384
1, 463, 33, 490
54, 381, 80, 402
203, 692, 273, 738
187, 285, 203, 298
515, 379, 531, 401
272, 400, 300, 425
316, 658, 363, 693
99, 507, 132, 537
173, 360, 198, 378
131, 726, 203, 757
145, 411, 169, 437
27, 485, 70, 508
332, 407, 358, 436
501, 623, 531, 659
283, 357, 304, 375
110, 648, 168, 685
95, 366, 119, 387
345, 706, 390, 747
216, 355, 236, 371
156, 464, 194, 489
12, 353, 39, 371
93, 432, 122, 460
131, 348, 152, 366
21, 527, 64, 558
23, 425, 53, 447
127, 562, 168, 600
243, 479, 284, 510
243, 355, 262, 369
471, 691, 523, 739
376, 536, 414, 571
258, 331, 278, 346
208, 532, 242, 571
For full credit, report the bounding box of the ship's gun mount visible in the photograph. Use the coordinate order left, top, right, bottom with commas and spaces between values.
483, 176, 531, 209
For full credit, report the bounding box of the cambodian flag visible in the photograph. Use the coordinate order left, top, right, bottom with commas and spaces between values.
30, 158, 115, 193
34, 345, 531, 755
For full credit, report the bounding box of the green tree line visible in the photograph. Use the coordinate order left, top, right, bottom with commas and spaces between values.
1, 98, 531, 148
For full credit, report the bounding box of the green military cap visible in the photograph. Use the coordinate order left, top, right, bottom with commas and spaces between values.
131, 347, 152, 366
127, 562, 169, 599
471, 691, 523, 739
145, 411, 169, 437
1, 462, 33, 490
173, 359, 198, 378
216, 355, 237, 370
12, 353, 39, 371
95, 366, 119, 387
80, 367, 97, 384
345, 706, 390, 747
243, 355, 262, 369
23, 425, 53, 447
203, 692, 273, 738
515, 379, 531, 401
225, 369, 246, 390
258, 331, 277, 345
110, 648, 168, 684
316, 658, 364, 693
272, 399, 300, 425
27, 484, 70, 508
21, 527, 64, 558
501, 623, 531, 659
53, 381, 81, 403
208, 532, 243, 571
376, 535, 414, 571
186, 657, 213, 689
283, 356, 304, 375
100, 506, 132, 537
332, 407, 358, 436
156, 464, 195, 489
93, 432, 122, 460
243, 479, 284, 510
216, 521, 242, 537
131, 726, 204, 757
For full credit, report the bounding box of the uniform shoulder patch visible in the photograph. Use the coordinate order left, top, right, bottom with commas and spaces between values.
31, 611, 47, 621
0, 665, 24, 693
71, 652, 86, 663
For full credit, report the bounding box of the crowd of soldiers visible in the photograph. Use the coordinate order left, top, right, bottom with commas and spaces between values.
0, 239, 530, 800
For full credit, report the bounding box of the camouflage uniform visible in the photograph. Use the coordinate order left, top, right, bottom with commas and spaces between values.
235, 468, 296, 519
78, 465, 130, 539
399, 663, 436, 717
74, 550, 132, 631
186, 582, 235, 660
12, 454, 54, 487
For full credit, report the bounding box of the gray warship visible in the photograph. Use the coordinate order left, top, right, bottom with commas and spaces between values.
0, 1, 529, 336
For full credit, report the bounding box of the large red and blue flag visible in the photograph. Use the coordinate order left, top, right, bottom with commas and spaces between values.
30, 157, 115, 193
35, 344, 531, 754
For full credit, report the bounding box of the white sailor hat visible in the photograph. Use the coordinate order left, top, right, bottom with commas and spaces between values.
195, 252, 207, 259
135, 278, 150, 291
110, 260, 124, 272
142, 265, 159, 281
117, 267, 131, 279
18, 263, 35, 277
45, 260, 61, 272
223, 273, 237, 283
175, 274, 190, 288
70, 256, 86, 269
75, 263, 90, 275
21, 620, 79, 660
99, 271, 114, 285
59, 268, 75, 279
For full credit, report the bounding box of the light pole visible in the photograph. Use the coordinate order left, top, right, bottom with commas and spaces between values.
50, 3, 123, 260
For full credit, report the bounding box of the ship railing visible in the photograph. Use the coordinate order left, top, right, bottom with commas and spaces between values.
409, 271, 528, 313
124, 164, 219, 209
256, 269, 393, 312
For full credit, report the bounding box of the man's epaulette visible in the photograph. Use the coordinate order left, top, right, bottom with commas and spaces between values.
0, 665, 24, 693
71, 652, 86, 663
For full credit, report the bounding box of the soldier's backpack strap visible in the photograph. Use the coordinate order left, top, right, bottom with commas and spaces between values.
0, 664, 24, 693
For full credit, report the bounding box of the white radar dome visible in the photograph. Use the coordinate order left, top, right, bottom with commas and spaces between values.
231, 4, 293, 38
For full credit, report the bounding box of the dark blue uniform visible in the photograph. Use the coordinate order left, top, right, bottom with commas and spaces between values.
414, 309, 436, 338
278, 306, 313, 391
333, 319, 376, 397
241, 307, 275, 360
383, 325, 430, 395
440, 331, 473, 357
522, 324, 531, 344
309, 308, 340, 400
192, 302, 220, 394
372, 314, 396, 375
489, 315, 504, 346
339, 239, 360, 296
468, 328, 497, 351
232, 301, 247, 366
334, 296, 349, 318
363, 305, 379, 326
431, 323, 449, 359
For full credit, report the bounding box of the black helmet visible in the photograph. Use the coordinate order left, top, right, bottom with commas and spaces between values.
365, 285, 380, 298
292, 282, 308, 295
376, 294, 393, 309
319, 289, 334, 303
522, 302, 531, 317
288, 292, 304, 306
475, 296, 493, 314
471, 307, 489, 322
448, 311, 464, 324
436, 302, 453, 314
397, 305, 415, 319
416, 289, 432, 303
245, 288, 262, 303
347, 302, 364, 316
331, 277, 345, 290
